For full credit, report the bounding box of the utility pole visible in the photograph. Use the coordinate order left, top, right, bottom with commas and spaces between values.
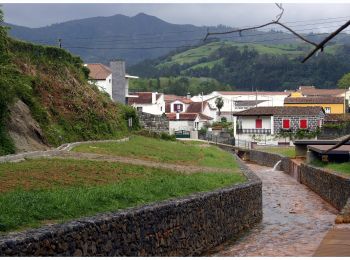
58, 38, 62, 48
201, 92, 204, 113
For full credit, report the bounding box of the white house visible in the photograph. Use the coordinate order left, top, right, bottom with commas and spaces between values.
85, 63, 139, 101
167, 113, 213, 133
128, 92, 165, 115
232, 106, 325, 145
191, 90, 291, 122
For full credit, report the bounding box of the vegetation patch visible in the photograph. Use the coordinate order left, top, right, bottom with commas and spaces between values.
311, 161, 350, 177
255, 146, 296, 158
72, 136, 238, 169
0, 157, 244, 232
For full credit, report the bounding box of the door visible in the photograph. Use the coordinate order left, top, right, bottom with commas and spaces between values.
256, 119, 262, 129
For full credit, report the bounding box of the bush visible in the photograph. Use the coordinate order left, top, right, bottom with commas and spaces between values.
136, 129, 176, 141
160, 132, 176, 141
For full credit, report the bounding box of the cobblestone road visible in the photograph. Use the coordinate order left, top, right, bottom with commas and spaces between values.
209, 163, 338, 257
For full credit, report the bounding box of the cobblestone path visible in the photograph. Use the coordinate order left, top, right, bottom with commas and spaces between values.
209, 163, 338, 257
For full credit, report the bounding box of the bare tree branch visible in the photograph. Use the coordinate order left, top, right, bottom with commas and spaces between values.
302, 20, 350, 63
203, 3, 350, 62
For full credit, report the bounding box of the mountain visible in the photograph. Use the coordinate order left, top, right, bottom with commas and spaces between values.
7, 13, 350, 65
128, 41, 350, 92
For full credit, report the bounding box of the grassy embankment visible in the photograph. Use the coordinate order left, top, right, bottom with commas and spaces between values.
73, 135, 238, 169
255, 146, 296, 158
311, 161, 350, 177
0, 137, 244, 233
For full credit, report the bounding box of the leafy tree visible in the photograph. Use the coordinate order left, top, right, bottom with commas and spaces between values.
337, 72, 350, 89
215, 97, 224, 116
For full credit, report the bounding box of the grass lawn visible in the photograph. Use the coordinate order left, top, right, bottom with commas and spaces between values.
255, 146, 296, 158
0, 157, 245, 233
72, 136, 238, 169
311, 161, 350, 177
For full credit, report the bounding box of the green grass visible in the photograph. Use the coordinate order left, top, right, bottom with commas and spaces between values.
311, 161, 350, 177
255, 146, 296, 158
0, 157, 245, 232
72, 136, 238, 169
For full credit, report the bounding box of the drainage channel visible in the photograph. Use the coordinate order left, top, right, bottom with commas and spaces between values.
207, 162, 338, 257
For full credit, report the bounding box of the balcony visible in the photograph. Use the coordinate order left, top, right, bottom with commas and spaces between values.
237, 128, 271, 135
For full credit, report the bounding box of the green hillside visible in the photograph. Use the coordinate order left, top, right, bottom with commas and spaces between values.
129, 40, 350, 92
0, 10, 138, 155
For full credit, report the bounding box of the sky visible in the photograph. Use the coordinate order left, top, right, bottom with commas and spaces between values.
2, 2, 350, 33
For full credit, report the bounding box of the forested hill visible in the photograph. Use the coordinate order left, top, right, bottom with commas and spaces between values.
128, 41, 350, 91
6, 12, 350, 65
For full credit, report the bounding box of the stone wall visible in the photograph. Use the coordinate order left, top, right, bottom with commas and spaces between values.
248, 150, 284, 169
318, 124, 350, 140
299, 164, 350, 211
274, 114, 322, 134
138, 112, 169, 133
0, 156, 262, 256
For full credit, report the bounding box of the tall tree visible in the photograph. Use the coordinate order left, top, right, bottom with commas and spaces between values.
215, 97, 224, 116
337, 72, 350, 89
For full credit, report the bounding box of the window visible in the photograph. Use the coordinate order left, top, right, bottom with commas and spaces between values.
282, 119, 290, 129
325, 107, 331, 114
255, 119, 262, 129
173, 104, 183, 112
195, 122, 199, 129
136, 107, 143, 112
160, 106, 162, 112
299, 119, 308, 129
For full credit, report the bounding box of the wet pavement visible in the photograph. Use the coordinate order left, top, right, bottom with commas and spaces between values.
209, 163, 338, 257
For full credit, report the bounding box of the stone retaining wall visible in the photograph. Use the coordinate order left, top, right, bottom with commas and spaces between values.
236, 148, 350, 211
299, 164, 350, 211
0, 155, 262, 256
138, 112, 169, 133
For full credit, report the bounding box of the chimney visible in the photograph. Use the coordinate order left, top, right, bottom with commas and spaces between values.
152, 92, 157, 104
186, 92, 191, 99
110, 60, 126, 104
176, 112, 180, 120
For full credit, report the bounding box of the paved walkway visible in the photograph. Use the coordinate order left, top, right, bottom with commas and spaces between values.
208, 163, 338, 257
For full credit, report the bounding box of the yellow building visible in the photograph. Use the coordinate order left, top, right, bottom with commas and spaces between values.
284, 95, 345, 114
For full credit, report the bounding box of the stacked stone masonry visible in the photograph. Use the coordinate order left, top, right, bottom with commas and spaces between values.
0, 155, 262, 256
137, 112, 169, 134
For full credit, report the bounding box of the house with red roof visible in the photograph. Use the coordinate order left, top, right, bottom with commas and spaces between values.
128, 92, 165, 115
232, 106, 325, 145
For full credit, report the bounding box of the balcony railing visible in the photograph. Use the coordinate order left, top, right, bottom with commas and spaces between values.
237, 128, 271, 135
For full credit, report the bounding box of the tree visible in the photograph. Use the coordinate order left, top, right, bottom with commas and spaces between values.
215, 97, 224, 116
337, 72, 350, 89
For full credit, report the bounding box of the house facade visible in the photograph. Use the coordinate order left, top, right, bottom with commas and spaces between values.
284, 96, 345, 114
85, 62, 138, 104
167, 113, 213, 133
128, 92, 165, 115
233, 106, 325, 145
191, 90, 291, 122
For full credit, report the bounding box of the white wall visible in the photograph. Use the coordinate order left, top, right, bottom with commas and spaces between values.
89, 74, 113, 98
239, 116, 272, 129
131, 95, 165, 115
169, 120, 195, 132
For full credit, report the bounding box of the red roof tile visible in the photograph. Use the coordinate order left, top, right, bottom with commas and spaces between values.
186, 102, 208, 113
128, 92, 162, 104
284, 96, 344, 104
218, 91, 290, 96
86, 63, 111, 80
166, 113, 198, 121
232, 106, 324, 116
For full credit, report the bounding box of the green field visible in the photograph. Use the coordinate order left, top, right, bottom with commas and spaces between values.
311, 161, 350, 177
73, 136, 238, 169
0, 138, 245, 232
255, 146, 296, 158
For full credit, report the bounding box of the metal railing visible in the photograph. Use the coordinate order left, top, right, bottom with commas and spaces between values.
237, 128, 271, 135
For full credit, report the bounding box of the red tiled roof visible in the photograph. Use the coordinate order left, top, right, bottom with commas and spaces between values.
218, 91, 290, 96
199, 113, 213, 120
324, 113, 350, 123
284, 96, 344, 104
232, 106, 324, 116
186, 101, 208, 113
166, 113, 198, 121
128, 92, 162, 104
86, 63, 111, 80
164, 95, 192, 104
299, 88, 346, 97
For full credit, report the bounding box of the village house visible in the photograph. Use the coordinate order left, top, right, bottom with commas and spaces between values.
284, 95, 346, 114
128, 92, 165, 115
167, 113, 214, 134
291, 86, 350, 112
191, 90, 291, 122
85, 61, 138, 104
232, 106, 325, 145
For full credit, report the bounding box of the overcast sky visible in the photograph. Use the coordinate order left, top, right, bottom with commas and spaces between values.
2, 3, 350, 33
